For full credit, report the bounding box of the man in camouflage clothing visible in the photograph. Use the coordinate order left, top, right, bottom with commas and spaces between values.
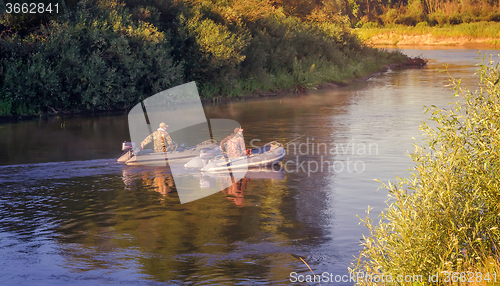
220, 127, 246, 158
141, 122, 176, 153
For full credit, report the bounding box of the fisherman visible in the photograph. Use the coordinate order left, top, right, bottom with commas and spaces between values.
140, 122, 176, 153
220, 127, 248, 158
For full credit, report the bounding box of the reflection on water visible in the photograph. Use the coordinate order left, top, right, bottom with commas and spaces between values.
0, 47, 496, 284
222, 177, 247, 207
121, 166, 286, 207
122, 167, 175, 197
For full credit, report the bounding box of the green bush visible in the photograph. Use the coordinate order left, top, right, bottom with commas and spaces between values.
362, 21, 380, 29
0, 0, 183, 115
382, 8, 398, 24
415, 21, 428, 28
486, 11, 500, 22
448, 11, 463, 25
0, 88, 13, 116
427, 12, 448, 26
0, 0, 77, 34
352, 56, 500, 282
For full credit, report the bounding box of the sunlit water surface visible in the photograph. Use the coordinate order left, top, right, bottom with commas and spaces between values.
0, 47, 497, 285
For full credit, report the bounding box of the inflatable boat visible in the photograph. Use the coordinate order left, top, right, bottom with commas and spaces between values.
118, 140, 218, 167
184, 141, 286, 172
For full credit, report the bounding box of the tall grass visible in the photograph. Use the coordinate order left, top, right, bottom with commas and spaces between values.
364, 0, 500, 27
356, 22, 500, 44
351, 56, 500, 284
200, 48, 407, 98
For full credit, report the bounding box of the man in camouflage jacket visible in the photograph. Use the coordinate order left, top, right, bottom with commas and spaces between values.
141, 122, 176, 153
220, 127, 246, 158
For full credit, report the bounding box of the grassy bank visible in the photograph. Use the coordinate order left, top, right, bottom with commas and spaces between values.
201, 50, 409, 99
0, 0, 411, 117
351, 57, 500, 284
355, 22, 500, 46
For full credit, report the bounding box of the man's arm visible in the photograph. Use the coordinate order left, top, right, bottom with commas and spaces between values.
163, 132, 173, 146
141, 134, 153, 149
238, 137, 246, 156
220, 134, 232, 153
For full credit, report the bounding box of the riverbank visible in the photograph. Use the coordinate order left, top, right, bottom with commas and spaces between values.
205, 55, 426, 103
355, 22, 500, 46
0, 53, 425, 123
0, 44, 412, 120
1, 0, 421, 118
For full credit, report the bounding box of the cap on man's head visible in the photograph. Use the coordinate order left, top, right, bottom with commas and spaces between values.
159, 122, 169, 128
234, 127, 243, 133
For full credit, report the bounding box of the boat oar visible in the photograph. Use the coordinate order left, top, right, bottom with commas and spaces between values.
282, 134, 306, 149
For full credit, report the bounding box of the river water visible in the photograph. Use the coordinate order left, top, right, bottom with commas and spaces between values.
0, 47, 496, 285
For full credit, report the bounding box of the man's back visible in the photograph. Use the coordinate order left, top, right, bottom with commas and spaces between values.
221, 133, 245, 158
142, 129, 173, 153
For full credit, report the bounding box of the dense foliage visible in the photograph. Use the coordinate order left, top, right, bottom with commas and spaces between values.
0, 0, 184, 115
0, 0, 407, 116
317, 0, 500, 27
368, 0, 500, 27
352, 57, 500, 283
